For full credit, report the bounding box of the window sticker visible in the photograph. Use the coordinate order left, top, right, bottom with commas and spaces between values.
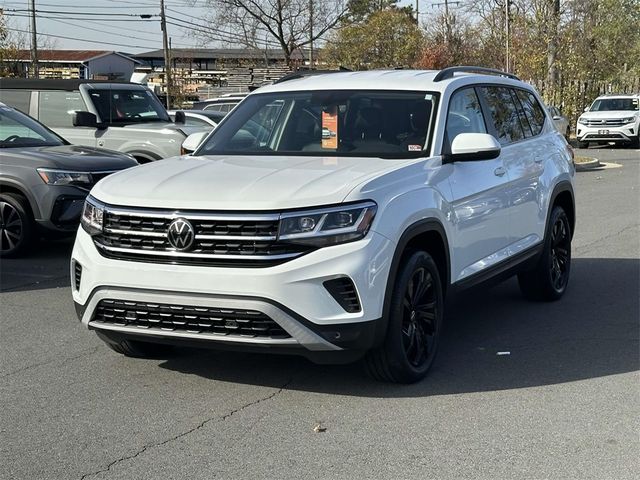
321, 107, 338, 149
408, 144, 422, 152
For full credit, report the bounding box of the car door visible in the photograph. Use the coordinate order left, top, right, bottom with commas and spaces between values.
444, 86, 513, 283
37, 90, 98, 147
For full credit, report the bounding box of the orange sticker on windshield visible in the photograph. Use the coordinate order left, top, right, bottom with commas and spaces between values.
322, 107, 338, 149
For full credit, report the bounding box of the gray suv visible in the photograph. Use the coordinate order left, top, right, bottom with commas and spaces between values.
0, 79, 204, 163
0, 102, 137, 257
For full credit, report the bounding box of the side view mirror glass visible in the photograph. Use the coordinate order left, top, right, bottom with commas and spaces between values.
445, 133, 501, 163
584, 106, 590, 112
181, 131, 209, 155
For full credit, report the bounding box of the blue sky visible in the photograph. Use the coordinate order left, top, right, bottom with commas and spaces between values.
1, 0, 421, 54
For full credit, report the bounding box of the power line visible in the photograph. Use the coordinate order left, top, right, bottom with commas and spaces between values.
5, 26, 159, 50
3, 12, 159, 22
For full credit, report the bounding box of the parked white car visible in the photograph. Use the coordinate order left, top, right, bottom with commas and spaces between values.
576, 94, 640, 148
71, 67, 576, 383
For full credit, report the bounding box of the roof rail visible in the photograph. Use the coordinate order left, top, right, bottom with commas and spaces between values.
433, 66, 520, 82
274, 67, 351, 84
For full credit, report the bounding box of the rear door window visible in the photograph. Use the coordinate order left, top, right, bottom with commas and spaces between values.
0, 90, 31, 114
479, 86, 526, 144
515, 89, 546, 136
38, 90, 87, 127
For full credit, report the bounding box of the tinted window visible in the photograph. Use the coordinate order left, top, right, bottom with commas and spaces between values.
197, 90, 437, 158
0, 105, 65, 148
185, 116, 212, 127
512, 90, 534, 138
39, 90, 86, 127
480, 86, 526, 144
0, 90, 31, 114
88, 88, 170, 124
515, 89, 546, 136
446, 88, 487, 145
590, 98, 639, 111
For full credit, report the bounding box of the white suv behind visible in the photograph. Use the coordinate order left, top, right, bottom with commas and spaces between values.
576, 93, 640, 148
71, 67, 576, 383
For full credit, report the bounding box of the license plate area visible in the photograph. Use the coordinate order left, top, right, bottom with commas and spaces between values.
598, 129, 610, 135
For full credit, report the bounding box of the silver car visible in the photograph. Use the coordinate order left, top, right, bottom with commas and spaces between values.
548, 106, 570, 139
0, 79, 206, 163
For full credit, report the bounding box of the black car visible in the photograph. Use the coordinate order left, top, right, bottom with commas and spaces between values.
0, 102, 138, 257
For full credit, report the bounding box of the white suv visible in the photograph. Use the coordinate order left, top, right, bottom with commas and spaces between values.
576, 93, 640, 148
71, 67, 576, 383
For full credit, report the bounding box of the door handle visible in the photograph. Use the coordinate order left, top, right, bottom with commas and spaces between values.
494, 167, 506, 177
98, 140, 105, 147
534, 156, 543, 163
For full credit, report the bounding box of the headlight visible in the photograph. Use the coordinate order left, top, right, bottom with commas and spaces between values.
278, 201, 377, 247
577, 117, 588, 125
80, 196, 104, 236
37, 168, 92, 186
621, 116, 637, 124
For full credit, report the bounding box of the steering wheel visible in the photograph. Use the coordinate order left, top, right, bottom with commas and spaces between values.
3, 135, 21, 143
127, 113, 142, 119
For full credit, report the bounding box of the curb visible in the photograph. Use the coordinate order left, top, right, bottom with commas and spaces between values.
575, 158, 600, 171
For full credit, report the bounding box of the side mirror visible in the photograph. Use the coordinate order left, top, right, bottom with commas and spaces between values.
553, 115, 562, 120
444, 133, 501, 163
73, 111, 102, 129
180, 131, 209, 155
174, 110, 186, 124
584, 106, 590, 112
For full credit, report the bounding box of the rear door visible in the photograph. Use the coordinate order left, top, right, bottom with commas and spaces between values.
37, 90, 97, 147
444, 86, 513, 283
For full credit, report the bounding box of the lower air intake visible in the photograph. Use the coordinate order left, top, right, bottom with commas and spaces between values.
323, 277, 361, 313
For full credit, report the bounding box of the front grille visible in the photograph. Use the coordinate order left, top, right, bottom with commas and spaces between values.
583, 119, 628, 127
584, 133, 626, 139
91, 299, 291, 338
93, 207, 313, 266
324, 277, 361, 313
73, 261, 82, 290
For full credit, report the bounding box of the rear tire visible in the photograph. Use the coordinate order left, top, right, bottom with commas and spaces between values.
0, 193, 34, 258
96, 332, 175, 358
364, 250, 444, 383
518, 206, 572, 301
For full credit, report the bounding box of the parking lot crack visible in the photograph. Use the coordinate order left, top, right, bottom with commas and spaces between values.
78, 377, 293, 479
0, 346, 100, 379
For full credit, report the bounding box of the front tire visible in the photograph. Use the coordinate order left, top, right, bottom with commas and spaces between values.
518, 206, 572, 301
96, 332, 175, 358
576, 139, 589, 149
364, 250, 444, 383
0, 193, 33, 258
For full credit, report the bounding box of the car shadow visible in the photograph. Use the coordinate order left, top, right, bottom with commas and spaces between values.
0, 237, 74, 292
159, 257, 639, 397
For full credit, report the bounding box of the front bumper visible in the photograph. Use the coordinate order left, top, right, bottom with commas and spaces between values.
71, 227, 394, 358
576, 123, 637, 143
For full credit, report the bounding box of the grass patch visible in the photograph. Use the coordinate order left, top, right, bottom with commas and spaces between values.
574, 156, 596, 164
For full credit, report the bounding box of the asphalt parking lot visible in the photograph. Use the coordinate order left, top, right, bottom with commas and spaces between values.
1, 146, 638, 480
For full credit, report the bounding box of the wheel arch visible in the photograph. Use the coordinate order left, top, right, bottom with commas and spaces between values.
0, 179, 40, 219
125, 150, 162, 164
548, 181, 575, 238
374, 219, 451, 348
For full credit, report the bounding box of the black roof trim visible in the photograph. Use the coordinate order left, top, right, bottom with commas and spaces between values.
0, 79, 140, 90
434, 66, 520, 82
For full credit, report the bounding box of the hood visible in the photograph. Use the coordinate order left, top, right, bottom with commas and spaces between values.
92, 154, 420, 210
2, 145, 138, 170
580, 110, 638, 119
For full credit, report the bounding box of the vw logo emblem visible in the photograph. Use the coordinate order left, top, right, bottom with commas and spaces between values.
167, 218, 195, 251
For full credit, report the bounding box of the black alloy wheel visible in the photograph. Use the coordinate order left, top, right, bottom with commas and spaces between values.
518, 206, 572, 301
549, 214, 571, 293
365, 250, 444, 383
402, 267, 438, 368
0, 193, 33, 258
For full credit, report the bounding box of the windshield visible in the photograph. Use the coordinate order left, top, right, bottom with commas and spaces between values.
0, 105, 65, 148
88, 88, 171, 124
590, 97, 639, 112
195, 90, 438, 158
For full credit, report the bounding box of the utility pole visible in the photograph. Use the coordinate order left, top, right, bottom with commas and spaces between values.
432, 0, 459, 44
29, 0, 39, 78
308, 0, 313, 69
505, 0, 511, 72
415, 0, 419, 24
160, 0, 172, 108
